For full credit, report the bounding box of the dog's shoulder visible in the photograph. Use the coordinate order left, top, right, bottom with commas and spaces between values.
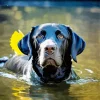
4, 55, 31, 74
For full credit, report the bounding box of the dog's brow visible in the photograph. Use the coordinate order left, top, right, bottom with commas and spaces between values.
40, 30, 46, 35
55, 30, 61, 35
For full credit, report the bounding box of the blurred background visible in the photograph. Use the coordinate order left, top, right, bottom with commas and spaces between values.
0, 1, 100, 100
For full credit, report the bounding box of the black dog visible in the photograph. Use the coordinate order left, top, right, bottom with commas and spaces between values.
4, 23, 85, 83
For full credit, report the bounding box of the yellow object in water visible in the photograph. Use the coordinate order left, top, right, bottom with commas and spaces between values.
10, 30, 24, 55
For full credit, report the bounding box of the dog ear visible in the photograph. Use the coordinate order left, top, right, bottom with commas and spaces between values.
67, 27, 86, 62
18, 33, 29, 55
28, 27, 39, 59
18, 27, 36, 57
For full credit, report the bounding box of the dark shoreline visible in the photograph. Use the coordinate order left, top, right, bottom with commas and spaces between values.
0, 1, 100, 7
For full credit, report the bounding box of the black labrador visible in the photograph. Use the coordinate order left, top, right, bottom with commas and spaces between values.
4, 23, 86, 83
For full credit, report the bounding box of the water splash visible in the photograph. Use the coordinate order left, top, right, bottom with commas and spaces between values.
0, 71, 40, 86
0, 71, 99, 86
66, 78, 98, 85
85, 68, 93, 74
0, 71, 17, 79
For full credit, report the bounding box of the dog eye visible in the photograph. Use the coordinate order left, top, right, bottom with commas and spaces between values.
55, 30, 64, 39
57, 34, 64, 39
37, 34, 44, 39
37, 30, 46, 39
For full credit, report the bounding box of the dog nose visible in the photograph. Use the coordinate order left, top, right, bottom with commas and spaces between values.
45, 46, 56, 54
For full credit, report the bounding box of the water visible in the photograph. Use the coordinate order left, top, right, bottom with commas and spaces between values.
0, 4, 100, 100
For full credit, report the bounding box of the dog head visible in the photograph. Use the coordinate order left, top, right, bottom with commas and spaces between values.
18, 23, 85, 81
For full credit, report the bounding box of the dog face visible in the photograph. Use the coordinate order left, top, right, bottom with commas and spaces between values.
18, 23, 85, 80
33, 24, 70, 69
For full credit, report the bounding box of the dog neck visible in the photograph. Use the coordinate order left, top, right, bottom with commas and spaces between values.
31, 54, 72, 83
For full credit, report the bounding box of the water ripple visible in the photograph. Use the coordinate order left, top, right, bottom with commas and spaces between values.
66, 78, 98, 85
0, 71, 99, 86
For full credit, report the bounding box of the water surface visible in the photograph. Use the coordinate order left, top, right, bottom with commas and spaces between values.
0, 5, 100, 100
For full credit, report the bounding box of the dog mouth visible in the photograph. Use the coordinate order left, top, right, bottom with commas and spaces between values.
43, 65, 58, 77
42, 58, 58, 68
41, 58, 59, 77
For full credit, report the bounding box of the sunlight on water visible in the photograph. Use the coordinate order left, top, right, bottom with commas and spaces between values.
0, 3, 100, 100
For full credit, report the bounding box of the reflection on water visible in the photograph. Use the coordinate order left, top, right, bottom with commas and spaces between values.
0, 5, 100, 100
0, 74, 100, 100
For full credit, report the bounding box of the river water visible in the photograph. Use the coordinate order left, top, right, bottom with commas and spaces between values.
0, 4, 100, 100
